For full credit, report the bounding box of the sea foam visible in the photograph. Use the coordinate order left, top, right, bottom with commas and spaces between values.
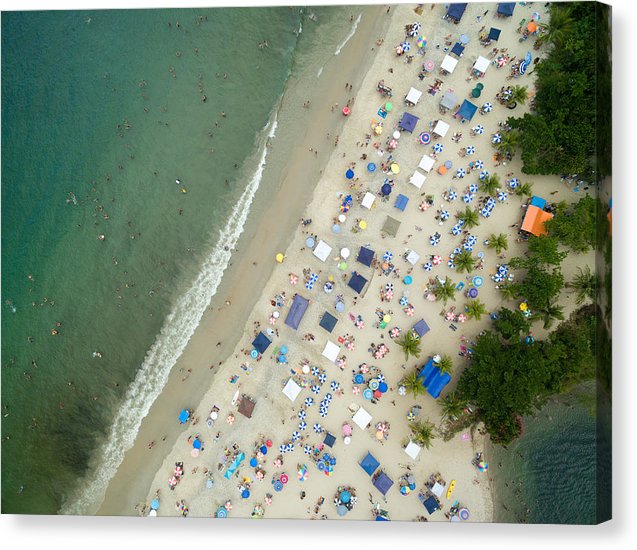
334, 13, 361, 56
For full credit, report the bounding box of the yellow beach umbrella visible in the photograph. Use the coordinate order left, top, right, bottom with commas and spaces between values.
383, 314, 391, 323
390, 163, 400, 174
358, 220, 367, 229
374, 125, 383, 135
328, 275, 334, 282
276, 253, 284, 263
519, 302, 528, 311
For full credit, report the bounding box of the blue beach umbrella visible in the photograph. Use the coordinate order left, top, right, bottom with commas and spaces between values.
216, 507, 228, 518
335, 301, 345, 312
377, 373, 385, 383
249, 457, 258, 467
292, 431, 301, 442
378, 382, 388, 393
319, 410, 328, 418
448, 190, 457, 201
383, 251, 393, 261
381, 183, 392, 196
332, 224, 341, 234
260, 445, 268, 455
193, 439, 202, 450
419, 132, 431, 145
330, 381, 340, 391
311, 366, 319, 376
311, 385, 321, 394
354, 373, 365, 384
346, 169, 354, 179
367, 162, 376, 172
404, 275, 413, 285
178, 409, 190, 424
304, 445, 312, 455
313, 423, 323, 433
306, 237, 315, 248
463, 193, 474, 203
423, 262, 433, 272
250, 349, 259, 358
444, 160, 453, 169
491, 133, 501, 144
363, 388, 373, 400
242, 489, 250, 499
400, 41, 411, 52
441, 210, 450, 220
273, 480, 284, 492
508, 178, 519, 189
318, 372, 327, 384
341, 491, 351, 503
448, 259, 455, 268
150, 499, 160, 510
433, 143, 444, 153
498, 191, 508, 202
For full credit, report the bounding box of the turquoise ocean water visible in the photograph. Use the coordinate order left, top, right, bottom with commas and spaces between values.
1, 6, 357, 514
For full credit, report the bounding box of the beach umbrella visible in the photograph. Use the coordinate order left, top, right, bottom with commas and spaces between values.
241, 489, 250, 499
260, 445, 268, 455
459, 508, 470, 520
383, 251, 393, 261
369, 379, 380, 391
330, 381, 340, 391
345, 169, 354, 180
440, 210, 450, 221
318, 372, 327, 384
391, 163, 400, 174
463, 242, 473, 251
264, 495, 273, 506
448, 190, 458, 201
291, 431, 300, 442
398, 386, 407, 396
491, 133, 502, 144
474, 159, 484, 170
341, 491, 351, 504
289, 273, 299, 285
367, 162, 376, 172
498, 191, 508, 202
463, 193, 474, 203
287, 443, 295, 452
385, 102, 393, 112
331, 224, 341, 234
273, 480, 284, 492
216, 507, 228, 518
311, 385, 321, 394
363, 388, 373, 400
359, 220, 368, 230
354, 373, 365, 384
352, 386, 361, 395
456, 168, 466, 178
178, 409, 190, 424
419, 132, 431, 145
279, 444, 287, 453
381, 183, 392, 196
388, 139, 398, 150
335, 300, 346, 312
467, 234, 477, 246
466, 145, 475, 155
393, 131, 401, 140
310, 273, 319, 283
306, 236, 315, 248
313, 423, 323, 433
280, 473, 289, 484
150, 499, 160, 510
342, 106, 351, 116
508, 178, 519, 189
460, 34, 469, 44
424, 59, 435, 72
400, 41, 411, 52
482, 102, 493, 113
519, 60, 528, 75
305, 281, 314, 290
338, 357, 347, 369
226, 414, 235, 425
340, 247, 350, 259
298, 409, 306, 420
479, 170, 489, 180
337, 505, 348, 517
468, 287, 478, 298
448, 258, 455, 269
304, 445, 312, 455
249, 457, 258, 468
377, 373, 385, 383
305, 397, 314, 407
378, 382, 388, 393
417, 36, 426, 48
311, 366, 319, 376
469, 183, 478, 193
451, 225, 462, 236
433, 143, 444, 154
472, 124, 484, 135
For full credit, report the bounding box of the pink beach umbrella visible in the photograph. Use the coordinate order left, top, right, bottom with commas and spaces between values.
342, 424, 353, 436
419, 202, 427, 212
424, 60, 435, 72
405, 305, 415, 317
457, 313, 467, 323
273, 458, 283, 468
445, 311, 455, 321
360, 363, 369, 373
264, 495, 273, 506
346, 341, 355, 351
226, 414, 235, 425
426, 293, 437, 302
338, 357, 347, 369
224, 501, 233, 512
289, 273, 299, 285
352, 386, 361, 395
432, 255, 442, 265
390, 327, 401, 338
385, 290, 394, 301
355, 320, 365, 329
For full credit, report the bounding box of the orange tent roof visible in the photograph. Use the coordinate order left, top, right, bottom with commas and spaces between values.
521, 205, 553, 236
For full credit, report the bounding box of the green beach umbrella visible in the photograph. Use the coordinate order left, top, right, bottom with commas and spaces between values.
385, 102, 393, 112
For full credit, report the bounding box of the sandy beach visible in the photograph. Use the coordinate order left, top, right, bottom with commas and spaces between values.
98, 2, 596, 522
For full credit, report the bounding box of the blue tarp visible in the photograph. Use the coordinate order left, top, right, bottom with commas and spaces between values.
446, 3, 467, 22
399, 112, 419, 133
418, 357, 451, 399
530, 196, 547, 209
359, 452, 380, 476
375, 515, 390, 521
319, 312, 338, 333
252, 332, 272, 354
348, 273, 368, 294
457, 99, 478, 121
324, 432, 336, 447
373, 471, 394, 496
178, 409, 190, 424
488, 27, 502, 41
285, 294, 309, 330
395, 194, 409, 212
224, 452, 246, 479
497, 3, 515, 17
451, 42, 464, 56
413, 319, 430, 338
357, 246, 375, 267
423, 495, 440, 514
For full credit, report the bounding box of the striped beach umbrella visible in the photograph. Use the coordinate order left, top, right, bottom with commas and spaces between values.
432, 255, 443, 265
319, 409, 328, 418
508, 178, 519, 189
472, 124, 484, 135
383, 251, 393, 261
491, 133, 501, 144
423, 262, 433, 271
304, 397, 314, 407
318, 372, 327, 384
469, 183, 478, 193
311, 366, 319, 376
441, 210, 450, 220
286, 443, 295, 452
463, 242, 473, 251
291, 431, 301, 442
377, 373, 385, 383
330, 381, 340, 391
482, 102, 493, 113
467, 235, 478, 246
298, 410, 306, 420
479, 170, 489, 180
352, 385, 361, 395
474, 159, 484, 170
313, 423, 323, 433
433, 143, 444, 153
325, 392, 333, 402
452, 225, 462, 236
429, 234, 440, 246
463, 193, 474, 203
498, 191, 508, 202
311, 385, 321, 394
310, 273, 319, 283
448, 190, 458, 201
305, 281, 314, 290
456, 168, 466, 178
338, 357, 347, 369
304, 445, 312, 455
400, 41, 411, 52
453, 247, 462, 254
419, 132, 431, 145
299, 420, 307, 431
279, 444, 286, 453
466, 145, 475, 155
448, 258, 455, 268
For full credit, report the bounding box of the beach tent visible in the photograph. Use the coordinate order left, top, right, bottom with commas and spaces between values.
359, 452, 380, 476
406, 250, 420, 266
357, 246, 375, 267
285, 294, 309, 330
521, 205, 553, 237
497, 3, 515, 17
319, 311, 338, 333
446, 3, 467, 22
382, 216, 401, 237
399, 112, 419, 133
473, 56, 490, 75
409, 170, 427, 190
488, 27, 502, 41
422, 495, 440, 514
440, 91, 459, 110
418, 357, 437, 385
322, 340, 340, 363
404, 440, 422, 460
431, 482, 445, 498
323, 432, 336, 448
282, 378, 302, 402
456, 100, 478, 122
418, 357, 452, 399
348, 273, 368, 294
405, 87, 423, 106
373, 472, 394, 496
450, 42, 465, 57
252, 332, 272, 354
413, 319, 430, 338
313, 240, 332, 262
440, 54, 458, 74
530, 195, 547, 209
178, 409, 191, 424
395, 194, 409, 212
361, 192, 376, 210
433, 120, 450, 138
224, 452, 246, 479
418, 154, 435, 173
352, 406, 372, 430
238, 396, 256, 418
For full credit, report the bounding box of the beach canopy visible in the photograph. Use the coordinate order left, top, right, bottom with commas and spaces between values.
323, 432, 336, 448
252, 332, 272, 354
440, 91, 459, 110
348, 273, 368, 294
359, 452, 380, 476
440, 54, 458, 74
322, 340, 340, 363
352, 406, 372, 430
313, 240, 332, 262
413, 319, 430, 338
457, 100, 478, 121
404, 440, 422, 460
394, 194, 409, 212
319, 311, 338, 333
361, 192, 376, 210
450, 42, 465, 57
497, 3, 515, 17
521, 205, 553, 236
418, 358, 452, 399
382, 216, 401, 237
431, 482, 445, 498
433, 120, 450, 138
238, 396, 256, 418
282, 378, 302, 402
405, 87, 423, 105
285, 294, 309, 330
357, 246, 375, 267
446, 3, 467, 22
473, 56, 490, 75
530, 195, 547, 209
409, 170, 427, 190
488, 27, 502, 41
406, 250, 420, 266
178, 409, 190, 424
423, 495, 440, 514
418, 154, 435, 173
399, 112, 420, 133
373, 471, 394, 496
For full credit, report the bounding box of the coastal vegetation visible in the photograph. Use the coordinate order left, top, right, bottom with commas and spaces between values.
457, 206, 480, 229
432, 276, 457, 305
545, 196, 596, 253
486, 233, 508, 254
465, 299, 487, 321
396, 331, 422, 361
409, 419, 437, 449
454, 250, 477, 274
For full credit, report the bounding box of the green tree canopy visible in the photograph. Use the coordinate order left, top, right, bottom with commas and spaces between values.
511, 264, 564, 311
545, 195, 596, 253
493, 307, 531, 341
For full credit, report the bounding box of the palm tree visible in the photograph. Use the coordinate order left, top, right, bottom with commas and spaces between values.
536, 301, 565, 329
440, 391, 465, 421
457, 206, 480, 229
514, 182, 534, 199
480, 174, 501, 197
409, 419, 437, 449
466, 299, 488, 320
487, 233, 508, 254
499, 284, 519, 301
506, 85, 528, 107
433, 277, 457, 305
437, 354, 453, 375
536, 5, 574, 49
401, 369, 426, 398
496, 130, 520, 156
566, 265, 598, 304
454, 250, 476, 274
396, 331, 421, 361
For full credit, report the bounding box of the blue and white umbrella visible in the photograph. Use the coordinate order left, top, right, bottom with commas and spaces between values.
466, 145, 476, 155
486, 197, 496, 208
467, 235, 477, 246
456, 168, 466, 178
448, 190, 458, 201
469, 183, 478, 193
298, 410, 306, 420
474, 159, 484, 170
412, 22, 422, 33
463, 242, 473, 251
291, 431, 301, 442
452, 225, 463, 236
400, 41, 411, 52
330, 381, 340, 391
305, 397, 314, 407
479, 170, 489, 180
377, 373, 385, 383
508, 178, 519, 189
279, 444, 287, 453
463, 193, 474, 203
305, 281, 314, 290
452, 247, 461, 254
299, 420, 307, 431
518, 60, 527, 75
429, 235, 441, 246
441, 210, 450, 220
498, 191, 508, 202
286, 443, 295, 452
318, 372, 327, 384
482, 102, 493, 113
319, 410, 328, 418
304, 445, 312, 455
493, 274, 504, 283
433, 143, 444, 154
319, 406, 328, 415
311, 385, 321, 394
473, 124, 484, 135
499, 265, 509, 275
313, 423, 323, 433
311, 366, 319, 376
324, 392, 333, 402
492, 133, 502, 144
399, 296, 409, 306
383, 251, 393, 261
310, 273, 319, 283
423, 262, 433, 271
448, 259, 455, 269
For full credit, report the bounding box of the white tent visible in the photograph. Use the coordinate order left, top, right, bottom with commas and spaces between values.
352, 406, 372, 430
440, 54, 458, 74
409, 170, 426, 189
404, 440, 422, 460
282, 378, 302, 402
431, 482, 445, 498
473, 56, 490, 74
322, 340, 340, 363
418, 154, 435, 173
433, 120, 450, 138
313, 240, 332, 262
361, 192, 376, 210
406, 250, 420, 265
405, 87, 423, 105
